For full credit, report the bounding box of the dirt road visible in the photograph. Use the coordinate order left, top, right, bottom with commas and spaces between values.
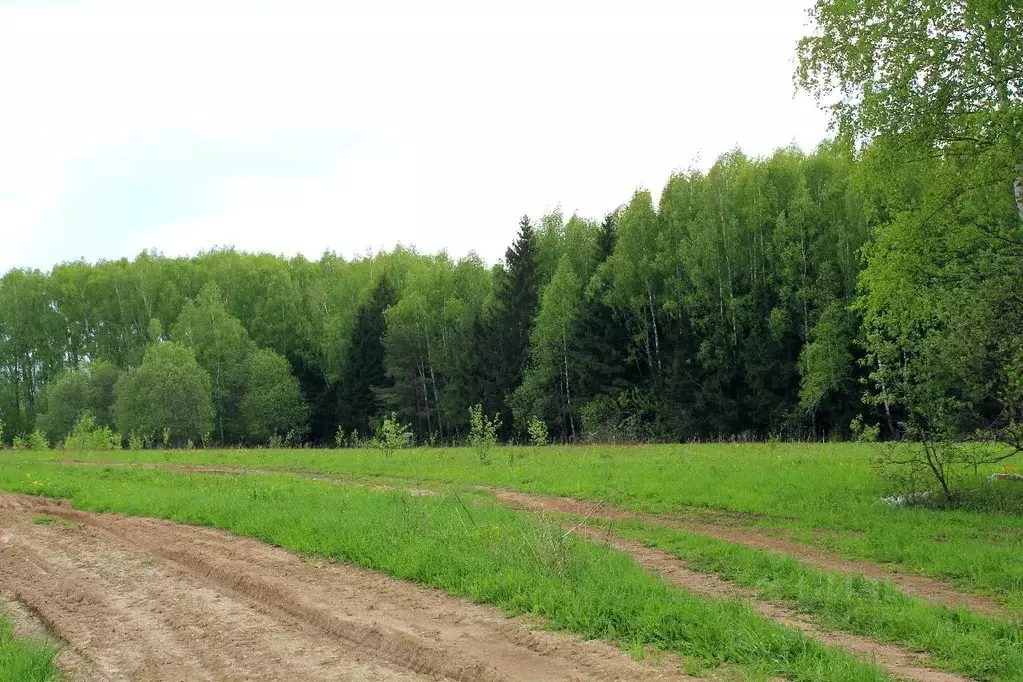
0, 492, 692, 682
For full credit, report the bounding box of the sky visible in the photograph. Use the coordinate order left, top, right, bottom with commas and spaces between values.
0, 0, 831, 274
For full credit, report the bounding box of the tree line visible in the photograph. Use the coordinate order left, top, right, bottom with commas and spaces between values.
1, 0, 1020, 451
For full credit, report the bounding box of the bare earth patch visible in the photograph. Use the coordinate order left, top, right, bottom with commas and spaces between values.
0, 492, 694, 682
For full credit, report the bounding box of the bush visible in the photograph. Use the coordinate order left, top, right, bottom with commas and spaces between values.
579, 391, 651, 443
372, 412, 413, 455
467, 404, 500, 464
872, 427, 1023, 503
527, 417, 549, 447
13, 430, 49, 451
36, 361, 120, 446
850, 415, 880, 443
63, 412, 121, 451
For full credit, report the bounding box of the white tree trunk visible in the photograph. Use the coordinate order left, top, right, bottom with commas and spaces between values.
1014, 164, 1023, 224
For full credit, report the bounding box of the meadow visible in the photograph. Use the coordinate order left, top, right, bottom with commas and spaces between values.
1, 455, 887, 682
48, 442, 1023, 608
3, 442, 1023, 681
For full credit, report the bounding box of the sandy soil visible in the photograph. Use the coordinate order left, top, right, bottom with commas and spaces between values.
0, 492, 694, 682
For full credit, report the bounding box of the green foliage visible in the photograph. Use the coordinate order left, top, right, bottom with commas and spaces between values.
34, 370, 90, 445
797, 0, 1022, 215
526, 416, 548, 447
35, 361, 119, 445
127, 432, 145, 451
797, 0, 1023, 464
512, 256, 582, 439
849, 415, 879, 444
338, 277, 397, 437
239, 349, 308, 446
483, 217, 541, 438
467, 404, 500, 464
63, 411, 120, 451
114, 341, 215, 447
12, 431, 48, 451
372, 412, 413, 455
171, 283, 255, 444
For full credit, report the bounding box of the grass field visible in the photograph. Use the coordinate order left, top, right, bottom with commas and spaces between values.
0, 610, 58, 682
6, 443, 1023, 680
0, 457, 888, 681
47, 443, 1023, 609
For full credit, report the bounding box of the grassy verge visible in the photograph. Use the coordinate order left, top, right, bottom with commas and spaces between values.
0, 610, 59, 682
595, 517, 1023, 682
39, 443, 1023, 609
0, 458, 888, 682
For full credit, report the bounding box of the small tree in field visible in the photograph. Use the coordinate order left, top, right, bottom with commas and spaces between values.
372, 412, 413, 456
468, 404, 500, 465
527, 417, 549, 447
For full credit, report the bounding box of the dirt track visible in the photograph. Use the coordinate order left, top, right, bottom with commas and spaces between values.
487, 489, 1012, 620
63, 458, 1011, 619
0, 492, 693, 682
55, 458, 1014, 619
574, 525, 967, 682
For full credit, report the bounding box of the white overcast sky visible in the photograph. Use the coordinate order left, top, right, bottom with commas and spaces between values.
0, 0, 830, 274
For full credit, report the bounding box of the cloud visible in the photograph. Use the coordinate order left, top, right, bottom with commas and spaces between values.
0, 0, 830, 273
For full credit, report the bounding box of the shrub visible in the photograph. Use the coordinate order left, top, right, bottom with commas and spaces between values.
372, 412, 413, 456
467, 404, 500, 465
527, 417, 549, 447
63, 412, 121, 451
13, 430, 49, 451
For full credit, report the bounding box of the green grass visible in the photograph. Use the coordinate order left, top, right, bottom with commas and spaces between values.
31, 515, 72, 526
41, 443, 1023, 609
588, 517, 1023, 682
0, 458, 888, 682
0, 610, 59, 682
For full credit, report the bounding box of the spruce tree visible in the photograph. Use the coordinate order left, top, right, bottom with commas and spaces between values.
488, 216, 541, 437
337, 276, 397, 437
569, 214, 633, 404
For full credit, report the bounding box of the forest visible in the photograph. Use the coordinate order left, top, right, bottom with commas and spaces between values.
1, 2, 1021, 450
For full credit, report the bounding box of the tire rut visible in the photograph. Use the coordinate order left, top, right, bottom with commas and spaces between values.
0, 492, 693, 682
574, 525, 968, 682
61, 458, 1009, 620
485, 490, 1012, 621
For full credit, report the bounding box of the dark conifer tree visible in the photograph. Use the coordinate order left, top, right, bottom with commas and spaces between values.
488, 216, 540, 437
337, 276, 397, 437
569, 214, 633, 405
